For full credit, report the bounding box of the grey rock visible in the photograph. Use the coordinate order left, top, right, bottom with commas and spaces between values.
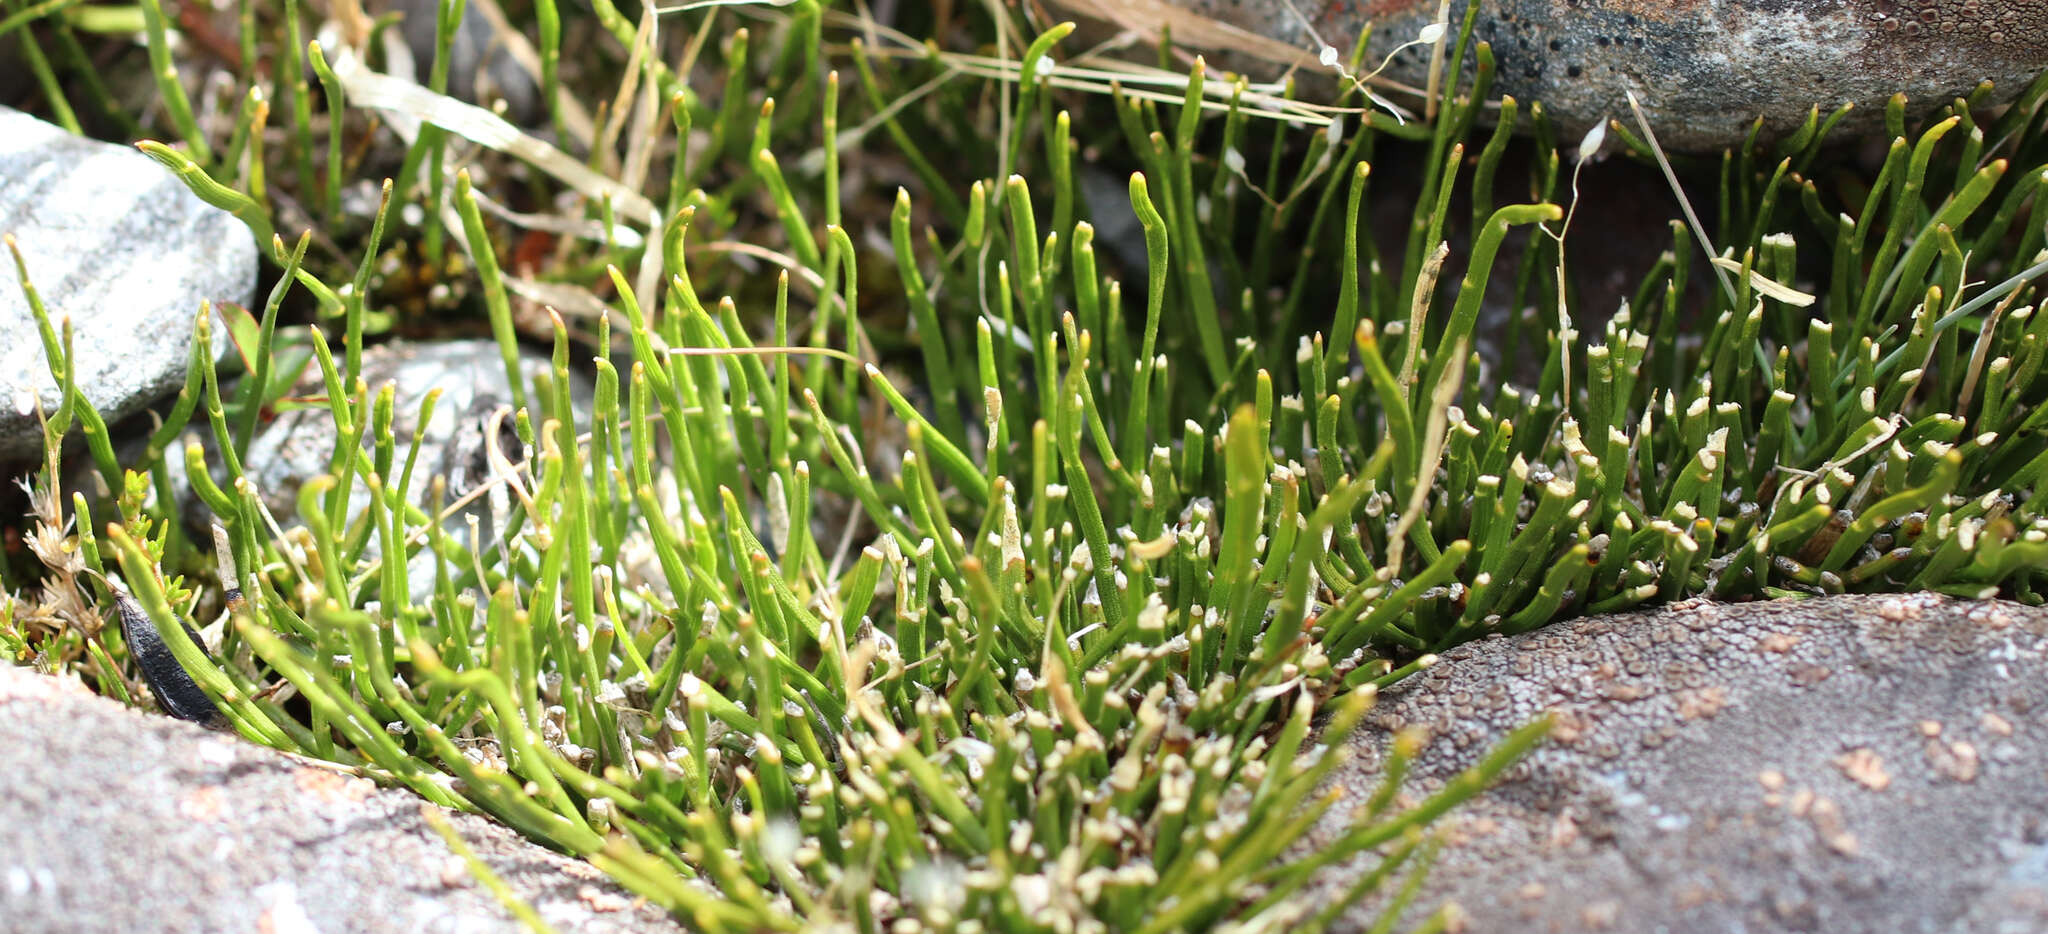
1305, 593, 2048, 932
0, 663, 679, 933
381, 0, 542, 123
0, 106, 255, 459
239, 339, 586, 601
245, 339, 529, 523
1056, 0, 2048, 150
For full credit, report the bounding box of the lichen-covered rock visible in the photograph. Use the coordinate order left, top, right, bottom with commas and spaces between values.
0, 664, 679, 933
1305, 593, 2048, 931
1056, 0, 2048, 149
0, 106, 254, 459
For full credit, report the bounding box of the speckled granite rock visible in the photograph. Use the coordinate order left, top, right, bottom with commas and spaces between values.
1056, 0, 2048, 149
1306, 593, 2048, 932
0, 663, 680, 934
0, 106, 254, 459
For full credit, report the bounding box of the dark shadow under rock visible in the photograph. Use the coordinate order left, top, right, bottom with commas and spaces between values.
1307, 593, 2048, 933
0, 664, 680, 933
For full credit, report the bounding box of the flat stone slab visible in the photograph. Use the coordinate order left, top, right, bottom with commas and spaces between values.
0, 664, 680, 933
1307, 593, 2048, 932
0, 106, 254, 459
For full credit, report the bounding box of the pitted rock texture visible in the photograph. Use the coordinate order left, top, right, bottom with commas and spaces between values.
0, 106, 254, 459
1056, 0, 2048, 149
1305, 593, 2048, 932
0, 663, 679, 933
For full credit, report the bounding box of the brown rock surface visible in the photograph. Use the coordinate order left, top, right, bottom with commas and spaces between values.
1052, 0, 2048, 149
0, 663, 680, 934
1307, 593, 2048, 932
